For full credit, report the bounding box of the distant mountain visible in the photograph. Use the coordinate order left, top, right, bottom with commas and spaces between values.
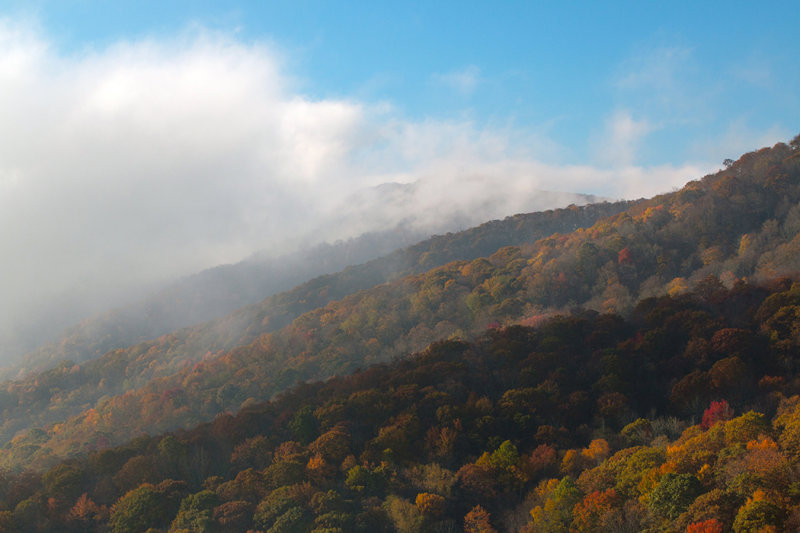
0, 196, 628, 464
0, 188, 604, 381
322, 180, 610, 243
0, 226, 427, 381
1, 137, 798, 470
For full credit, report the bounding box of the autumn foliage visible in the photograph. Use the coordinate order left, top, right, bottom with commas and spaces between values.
701, 400, 734, 430
686, 518, 724, 533
0, 138, 796, 531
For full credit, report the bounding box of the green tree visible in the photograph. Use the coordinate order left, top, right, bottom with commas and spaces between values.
311, 510, 354, 532
614, 447, 666, 497
648, 473, 704, 519
212, 500, 252, 531
42, 463, 85, 505
344, 465, 385, 495
254, 486, 307, 531
268, 506, 311, 533
13, 499, 47, 533
109, 484, 169, 533
732, 496, 783, 533
0, 511, 15, 533
475, 440, 527, 491
724, 412, 771, 445
264, 461, 305, 489
384, 495, 423, 533
528, 477, 582, 533
621, 418, 653, 445
169, 490, 218, 533
289, 406, 319, 445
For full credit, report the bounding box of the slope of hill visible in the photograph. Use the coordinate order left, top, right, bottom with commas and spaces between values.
0, 226, 429, 381
0, 199, 631, 458
0, 137, 797, 471
1, 189, 605, 382
3, 278, 800, 532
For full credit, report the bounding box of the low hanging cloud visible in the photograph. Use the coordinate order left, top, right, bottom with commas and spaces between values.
592, 110, 652, 167
0, 20, 710, 356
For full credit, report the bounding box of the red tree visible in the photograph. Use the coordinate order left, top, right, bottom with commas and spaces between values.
686, 518, 724, 533
701, 400, 733, 430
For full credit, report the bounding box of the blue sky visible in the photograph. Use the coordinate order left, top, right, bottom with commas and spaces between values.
0, 1, 797, 343
8, 1, 799, 167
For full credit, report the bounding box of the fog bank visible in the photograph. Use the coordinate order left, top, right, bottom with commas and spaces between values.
0, 21, 709, 361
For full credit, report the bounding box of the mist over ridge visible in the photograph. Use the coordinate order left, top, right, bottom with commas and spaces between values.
1, 136, 799, 474
1, 184, 605, 379
0, 17, 787, 366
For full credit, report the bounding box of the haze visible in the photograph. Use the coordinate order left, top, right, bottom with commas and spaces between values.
0, 2, 796, 362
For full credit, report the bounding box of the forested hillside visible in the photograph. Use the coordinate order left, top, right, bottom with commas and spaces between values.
3, 278, 800, 531
0, 199, 630, 461
0, 227, 430, 381
0, 138, 798, 473
2, 190, 604, 382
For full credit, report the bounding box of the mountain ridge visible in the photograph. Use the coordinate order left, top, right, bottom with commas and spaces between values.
0, 137, 797, 470
0, 199, 632, 462
0, 189, 607, 381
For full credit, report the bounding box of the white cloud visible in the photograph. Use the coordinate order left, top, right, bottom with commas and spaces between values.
592, 110, 652, 167
431, 65, 481, 95
690, 118, 791, 163
612, 44, 712, 130
616, 45, 692, 92
603, 41, 792, 174
731, 62, 773, 88
0, 20, 711, 358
